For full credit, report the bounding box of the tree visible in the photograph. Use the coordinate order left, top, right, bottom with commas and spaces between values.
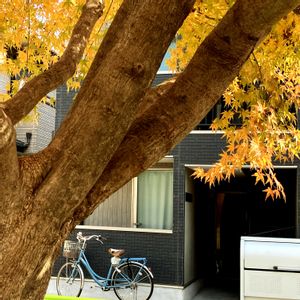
1, 0, 300, 299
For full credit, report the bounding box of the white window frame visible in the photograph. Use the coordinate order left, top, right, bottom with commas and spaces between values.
133, 165, 173, 229
79, 156, 174, 234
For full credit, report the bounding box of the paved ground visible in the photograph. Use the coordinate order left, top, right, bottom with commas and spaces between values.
48, 278, 240, 300
48, 278, 188, 300
192, 286, 239, 300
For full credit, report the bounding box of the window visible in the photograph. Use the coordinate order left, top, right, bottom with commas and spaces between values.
137, 169, 173, 230
84, 157, 173, 231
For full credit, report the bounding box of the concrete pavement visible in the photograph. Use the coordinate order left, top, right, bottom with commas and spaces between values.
48, 278, 240, 300
48, 278, 192, 300
192, 286, 239, 300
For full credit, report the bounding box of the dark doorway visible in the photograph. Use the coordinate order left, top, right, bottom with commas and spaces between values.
194, 168, 297, 292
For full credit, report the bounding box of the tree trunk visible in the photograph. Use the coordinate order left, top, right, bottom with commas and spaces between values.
1, 0, 195, 299
1, 0, 300, 299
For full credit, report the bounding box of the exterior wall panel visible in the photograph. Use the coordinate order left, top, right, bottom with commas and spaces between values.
0, 73, 9, 93
15, 103, 55, 153
36, 103, 56, 152
85, 180, 133, 227
15, 124, 38, 153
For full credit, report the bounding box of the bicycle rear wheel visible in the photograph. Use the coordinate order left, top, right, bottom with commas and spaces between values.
112, 261, 154, 300
56, 261, 84, 297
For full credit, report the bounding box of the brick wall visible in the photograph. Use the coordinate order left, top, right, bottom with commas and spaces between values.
52, 79, 300, 286
53, 132, 228, 285
54, 228, 183, 285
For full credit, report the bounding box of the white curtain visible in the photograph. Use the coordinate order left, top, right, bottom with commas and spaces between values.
137, 170, 173, 230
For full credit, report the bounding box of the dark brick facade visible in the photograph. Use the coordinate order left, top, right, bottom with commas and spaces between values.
54, 228, 183, 285
52, 131, 228, 286
53, 76, 300, 287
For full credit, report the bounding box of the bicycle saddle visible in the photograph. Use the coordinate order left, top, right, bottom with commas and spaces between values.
108, 248, 125, 257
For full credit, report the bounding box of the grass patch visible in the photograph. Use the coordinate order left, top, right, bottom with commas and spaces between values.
45, 295, 106, 300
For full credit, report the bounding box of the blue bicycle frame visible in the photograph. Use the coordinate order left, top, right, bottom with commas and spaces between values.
73, 249, 149, 290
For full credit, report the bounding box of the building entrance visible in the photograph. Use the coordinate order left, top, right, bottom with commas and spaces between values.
193, 167, 297, 294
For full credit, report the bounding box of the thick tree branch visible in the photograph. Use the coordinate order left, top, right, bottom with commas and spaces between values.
17, 1, 192, 209
32, 0, 195, 220
0, 109, 20, 233
75, 0, 300, 220
2, 0, 104, 125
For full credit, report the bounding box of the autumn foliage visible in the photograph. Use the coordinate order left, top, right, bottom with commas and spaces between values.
0, 0, 120, 93
1, 1, 300, 199
167, 1, 300, 200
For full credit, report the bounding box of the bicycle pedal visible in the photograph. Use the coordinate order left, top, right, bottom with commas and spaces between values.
101, 287, 111, 291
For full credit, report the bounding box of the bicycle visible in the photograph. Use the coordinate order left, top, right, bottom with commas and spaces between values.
56, 232, 154, 299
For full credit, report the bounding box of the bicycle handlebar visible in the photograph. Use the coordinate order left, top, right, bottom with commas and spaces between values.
76, 232, 107, 244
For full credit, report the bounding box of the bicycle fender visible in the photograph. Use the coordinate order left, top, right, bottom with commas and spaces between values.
119, 261, 154, 278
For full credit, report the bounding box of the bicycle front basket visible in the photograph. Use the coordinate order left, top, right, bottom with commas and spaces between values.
63, 240, 80, 259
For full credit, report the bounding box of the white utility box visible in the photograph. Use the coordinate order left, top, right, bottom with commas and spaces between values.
241, 236, 300, 300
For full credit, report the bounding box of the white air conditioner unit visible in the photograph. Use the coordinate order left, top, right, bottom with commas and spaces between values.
241, 236, 300, 300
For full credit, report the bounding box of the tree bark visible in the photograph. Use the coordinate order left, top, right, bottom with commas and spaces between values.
0, 109, 20, 232
1, 0, 300, 299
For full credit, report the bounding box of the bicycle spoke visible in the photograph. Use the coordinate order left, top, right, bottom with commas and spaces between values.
56, 262, 84, 297
112, 262, 153, 300
134, 274, 150, 284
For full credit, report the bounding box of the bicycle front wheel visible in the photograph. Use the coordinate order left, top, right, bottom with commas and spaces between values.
56, 261, 84, 297
112, 261, 154, 300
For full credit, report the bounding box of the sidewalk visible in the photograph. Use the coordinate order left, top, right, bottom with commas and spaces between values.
192, 287, 239, 300
47, 278, 188, 300
48, 278, 239, 300
45, 296, 105, 300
